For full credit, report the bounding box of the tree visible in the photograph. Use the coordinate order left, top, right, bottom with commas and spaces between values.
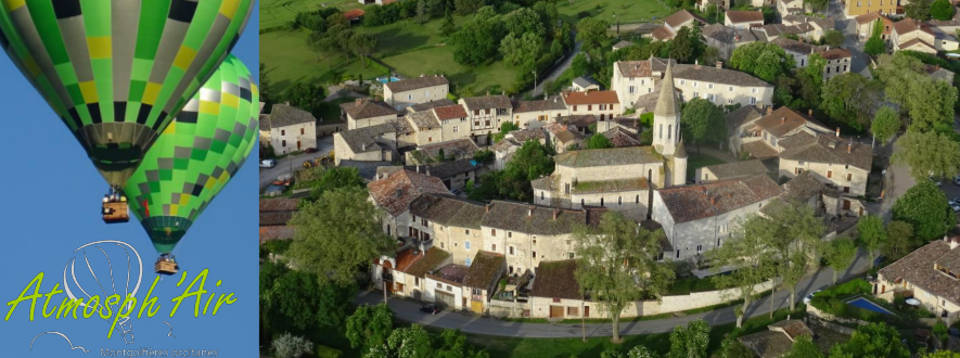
288, 188, 394, 285
350, 32, 377, 67
680, 98, 725, 152
587, 133, 613, 149
273, 333, 315, 358
871, 106, 900, 144
883, 220, 915, 261
574, 212, 675, 343
755, 200, 824, 311
492, 121, 520, 143
368, 324, 433, 358
932, 0, 956, 20
667, 320, 710, 358
434, 329, 489, 358
440, 9, 456, 36
783, 336, 823, 358
823, 238, 857, 284
820, 73, 881, 131
792, 54, 826, 110
467, 140, 554, 202
262, 268, 355, 332
893, 130, 960, 181
284, 82, 326, 116
500, 31, 543, 67
906, 0, 933, 21
710, 213, 778, 328
864, 19, 886, 57
669, 26, 706, 64
905, 77, 957, 132
824, 30, 845, 48
892, 180, 956, 240
729, 42, 795, 82
925, 351, 960, 358
346, 304, 394, 351
576, 18, 611, 55
451, 7, 505, 66
856, 214, 886, 268
829, 322, 910, 358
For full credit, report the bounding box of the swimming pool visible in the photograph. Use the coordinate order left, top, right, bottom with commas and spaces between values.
846, 297, 895, 315
377, 76, 401, 84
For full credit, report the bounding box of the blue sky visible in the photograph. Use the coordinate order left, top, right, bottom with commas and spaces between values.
0, 3, 259, 356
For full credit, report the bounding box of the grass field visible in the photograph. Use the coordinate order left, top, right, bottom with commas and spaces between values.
556, 0, 672, 23
261, 0, 360, 30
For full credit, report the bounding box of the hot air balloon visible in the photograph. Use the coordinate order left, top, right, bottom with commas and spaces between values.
0, 1, 255, 223
124, 55, 258, 275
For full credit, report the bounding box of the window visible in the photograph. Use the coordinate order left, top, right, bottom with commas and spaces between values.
693, 91, 699, 98
752, 88, 757, 93
567, 307, 579, 316
658, 124, 663, 139
680, 80, 685, 85
491, 229, 496, 236
465, 258, 471, 266
827, 170, 832, 178
465, 241, 471, 250
415, 277, 419, 285
667, 125, 672, 139
588, 105, 592, 111
541, 191, 544, 200
636, 195, 640, 203
508, 232, 512, 238
485, 109, 490, 115
618, 196, 622, 205
568, 252, 575, 259
693, 81, 698, 87
422, 218, 427, 226
408, 94, 412, 100
300, 128, 304, 135
729, 86, 734, 92
697, 245, 703, 254
708, 83, 714, 89
600, 197, 604, 207
676, 250, 680, 258
717, 238, 722, 247
629, 85, 636, 93
532, 251, 537, 258
750, 97, 757, 105
453, 126, 458, 133
492, 244, 496, 251
573, 105, 578, 111
509, 246, 515, 255
281, 129, 285, 136
281, 140, 286, 147
795, 167, 802, 175
465, 229, 470, 235
436, 282, 442, 289
847, 173, 852, 181
428, 137, 432, 142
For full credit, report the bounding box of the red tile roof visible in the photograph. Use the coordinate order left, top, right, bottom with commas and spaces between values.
726, 10, 764, 24
657, 175, 782, 223
343, 9, 365, 20
367, 169, 448, 216
433, 104, 468, 120
562, 90, 620, 105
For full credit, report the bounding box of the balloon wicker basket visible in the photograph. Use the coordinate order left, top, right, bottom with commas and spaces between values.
155, 257, 179, 275
102, 201, 129, 224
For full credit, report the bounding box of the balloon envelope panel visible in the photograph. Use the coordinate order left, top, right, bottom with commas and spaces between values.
125, 55, 258, 254
0, 0, 254, 187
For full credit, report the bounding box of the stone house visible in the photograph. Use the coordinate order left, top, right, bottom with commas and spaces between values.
402, 110, 442, 146
611, 57, 774, 110
651, 175, 783, 261
778, 133, 873, 197
650, 9, 707, 41
374, 247, 451, 300
819, 48, 853, 81
876, 235, 960, 324
724, 10, 764, 29
855, 12, 893, 40
383, 75, 449, 110
892, 18, 938, 54
561, 90, 621, 121
771, 38, 816, 68
782, 15, 834, 42
459, 95, 513, 145
333, 123, 398, 165
432, 103, 470, 142
738, 320, 814, 358
463, 251, 507, 313
261, 104, 318, 155
544, 123, 585, 153
511, 97, 567, 128
340, 98, 398, 130
697, 0, 731, 12
491, 128, 547, 170
405, 138, 480, 165
529, 260, 593, 319
424, 264, 469, 310
531, 146, 663, 218
376, 159, 479, 192
368, 169, 449, 239
843, 0, 897, 17
696, 159, 768, 183
724, 105, 763, 154
730, 106, 832, 160
777, 0, 806, 17
572, 76, 601, 92
408, 193, 486, 267
701, 24, 763, 60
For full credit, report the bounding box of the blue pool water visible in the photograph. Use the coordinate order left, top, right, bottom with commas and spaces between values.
846, 297, 894, 315
377, 76, 401, 84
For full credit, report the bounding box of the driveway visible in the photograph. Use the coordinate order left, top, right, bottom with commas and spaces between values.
530, 38, 581, 98
356, 250, 872, 338
259, 136, 334, 190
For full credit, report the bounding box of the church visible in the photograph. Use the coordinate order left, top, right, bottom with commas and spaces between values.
532, 63, 689, 219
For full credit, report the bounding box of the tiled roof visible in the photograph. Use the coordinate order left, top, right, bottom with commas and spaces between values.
340, 98, 397, 120
741, 141, 779, 159
726, 10, 763, 23
260, 226, 295, 243
780, 134, 873, 170
782, 171, 826, 202
572, 76, 600, 88
701, 160, 768, 181
772, 37, 814, 54
343, 9, 365, 20
560, 115, 597, 129
405, 247, 451, 277
652, 25, 675, 41
546, 123, 584, 144
415, 138, 480, 158
855, 11, 883, 25
385, 75, 448, 92
508, 127, 547, 142
702, 24, 761, 44
419, 159, 478, 180
260, 198, 299, 212
753, 106, 820, 138
395, 248, 422, 272
562, 90, 620, 105
893, 18, 933, 35
879, 238, 960, 306
406, 110, 440, 130
818, 47, 852, 60
768, 320, 813, 340
337, 122, 397, 154
260, 211, 293, 226
461, 95, 512, 110
267, 104, 317, 128
603, 126, 644, 147
726, 105, 763, 132
463, 251, 505, 288
409, 193, 486, 228
530, 260, 581, 299
738, 330, 794, 358
554, 146, 662, 168
615, 57, 769, 87
410, 99, 456, 112
480, 200, 597, 235
367, 169, 449, 216
428, 264, 468, 286
656, 175, 782, 223
433, 104, 468, 120
665, 9, 706, 28
513, 97, 567, 113
899, 38, 936, 51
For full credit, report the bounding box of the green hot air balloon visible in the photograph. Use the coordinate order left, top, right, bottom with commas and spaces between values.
0, 0, 254, 198
125, 55, 258, 274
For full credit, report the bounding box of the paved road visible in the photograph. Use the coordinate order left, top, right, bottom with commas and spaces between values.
530, 39, 582, 98
829, 0, 871, 77
356, 250, 872, 338
259, 136, 334, 190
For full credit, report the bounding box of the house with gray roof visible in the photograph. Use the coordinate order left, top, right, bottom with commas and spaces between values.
572, 76, 601, 92
877, 235, 960, 324
697, 159, 769, 183
778, 133, 873, 197
701, 24, 764, 60
341, 98, 398, 130
260, 103, 318, 155
511, 96, 567, 128
463, 251, 506, 313
651, 175, 783, 261
383, 75, 449, 110
333, 122, 399, 165
368, 169, 449, 239
459, 94, 513, 145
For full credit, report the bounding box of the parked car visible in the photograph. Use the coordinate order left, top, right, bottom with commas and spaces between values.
419, 304, 440, 314
952, 203, 960, 213
304, 147, 318, 153
802, 289, 823, 305
260, 159, 277, 168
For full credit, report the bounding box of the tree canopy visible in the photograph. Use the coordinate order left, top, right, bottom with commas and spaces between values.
667, 320, 710, 358
823, 238, 857, 284
820, 73, 881, 131
467, 140, 554, 202
871, 106, 900, 144
346, 304, 393, 352
729, 42, 795, 82
451, 7, 505, 66
893, 129, 960, 181
586, 133, 613, 149
932, 0, 956, 20
829, 322, 910, 358
892, 180, 956, 240
857, 214, 886, 267
906, 0, 933, 21
680, 98, 726, 151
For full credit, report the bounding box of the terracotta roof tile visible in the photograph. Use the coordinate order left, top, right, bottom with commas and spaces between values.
656, 175, 782, 223
562, 90, 620, 105
405, 247, 451, 277
530, 260, 581, 299
367, 169, 448, 216
433, 104, 468, 120
461, 95, 512, 110
385, 75, 448, 92
879, 238, 960, 306
340, 98, 397, 120
726, 10, 764, 24
463, 251, 505, 288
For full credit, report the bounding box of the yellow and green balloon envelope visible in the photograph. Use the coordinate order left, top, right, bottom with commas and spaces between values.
124, 55, 258, 256
0, 0, 254, 188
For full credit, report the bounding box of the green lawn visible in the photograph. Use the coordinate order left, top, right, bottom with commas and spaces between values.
555, 0, 672, 23
686, 153, 728, 180
261, 0, 361, 30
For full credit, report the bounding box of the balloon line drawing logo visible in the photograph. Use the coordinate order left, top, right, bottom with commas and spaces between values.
29, 331, 89, 354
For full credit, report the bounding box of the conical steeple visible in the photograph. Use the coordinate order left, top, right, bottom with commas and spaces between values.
654, 61, 679, 117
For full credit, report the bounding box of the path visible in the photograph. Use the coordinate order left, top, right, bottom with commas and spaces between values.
530, 38, 581, 98
259, 136, 334, 190
356, 250, 872, 338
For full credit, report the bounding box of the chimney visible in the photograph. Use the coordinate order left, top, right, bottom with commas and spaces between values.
766, 106, 774, 115
355, 98, 363, 106
485, 203, 492, 213
835, 127, 840, 137
553, 208, 560, 220
716, 61, 723, 68
528, 205, 535, 217
847, 142, 852, 153
948, 235, 960, 250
